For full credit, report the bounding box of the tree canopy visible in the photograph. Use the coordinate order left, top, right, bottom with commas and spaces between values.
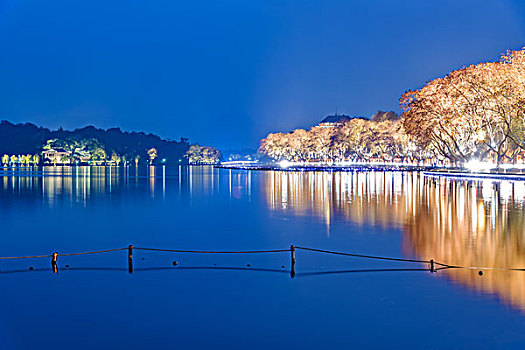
401, 48, 525, 165
259, 117, 424, 163
186, 145, 222, 164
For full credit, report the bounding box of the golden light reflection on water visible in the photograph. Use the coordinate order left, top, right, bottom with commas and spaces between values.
404, 177, 525, 312
3, 167, 525, 310
263, 170, 525, 311
1, 166, 148, 205
0, 165, 226, 205
263, 171, 419, 228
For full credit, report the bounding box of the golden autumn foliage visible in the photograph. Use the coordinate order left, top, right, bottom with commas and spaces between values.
401, 47, 525, 165
259, 117, 428, 163
261, 48, 525, 167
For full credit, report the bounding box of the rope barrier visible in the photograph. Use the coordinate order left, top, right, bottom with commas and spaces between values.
0, 245, 524, 273
59, 247, 127, 257
0, 248, 127, 259
133, 247, 289, 254
433, 261, 525, 271
295, 246, 430, 264
0, 254, 53, 260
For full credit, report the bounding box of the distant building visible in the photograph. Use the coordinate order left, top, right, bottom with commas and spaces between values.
42, 148, 71, 163
317, 114, 368, 128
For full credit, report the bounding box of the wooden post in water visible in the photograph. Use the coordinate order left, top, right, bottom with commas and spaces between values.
128, 245, 133, 274
290, 245, 296, 279
430, 259, 435, 273
52, 252, 58, 274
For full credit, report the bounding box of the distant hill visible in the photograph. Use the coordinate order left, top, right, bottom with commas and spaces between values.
0, 120, 190, 164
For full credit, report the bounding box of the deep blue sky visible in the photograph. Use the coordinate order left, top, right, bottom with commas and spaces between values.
0, 0, 524, 150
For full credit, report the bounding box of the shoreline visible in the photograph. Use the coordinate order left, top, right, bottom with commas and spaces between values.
216, 164, 434, 172
424, 170, 525, 181
216, 164, 525, 180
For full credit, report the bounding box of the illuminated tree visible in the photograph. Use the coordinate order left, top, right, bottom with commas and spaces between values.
401, 47, 525, 166
372, 110, 400, 122
91, 148, 107, 162
147, 148, 158, 165
111, 152, 121, 165
43, 139, 56, 150
186, 145, 221, 164
60, 154, 70, 164
259, 118, 413, 163
20, 155, 30, 166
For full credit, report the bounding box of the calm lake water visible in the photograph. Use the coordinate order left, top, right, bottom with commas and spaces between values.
1, 166, 525, 349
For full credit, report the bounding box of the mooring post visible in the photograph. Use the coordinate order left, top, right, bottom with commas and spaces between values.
430, 259, 435, 273
128, 245, 133, 274
290, 245, 296, 279
52, 252, 58, 274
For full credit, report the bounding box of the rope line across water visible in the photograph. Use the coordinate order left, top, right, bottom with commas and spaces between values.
0, 254, 53, 260
133, 247, 290, 254
59, 247, 128, 257
0, 245, 524, 272
0, 248, 127, 259
295, 246, 430, 264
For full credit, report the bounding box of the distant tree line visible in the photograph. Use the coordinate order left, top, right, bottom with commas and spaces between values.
260, 47, 525, 167
0, 121, 217, 166
259, 111, 429, 163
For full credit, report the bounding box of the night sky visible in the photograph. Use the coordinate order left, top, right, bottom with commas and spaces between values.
0, 0, 524, 150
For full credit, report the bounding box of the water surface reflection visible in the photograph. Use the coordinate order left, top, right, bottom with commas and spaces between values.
263, 170, 525, 311
3, 167, 525, 311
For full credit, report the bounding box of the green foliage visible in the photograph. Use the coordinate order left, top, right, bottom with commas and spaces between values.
186, 145, 222, 164
111, 152, 121, 165
43, 139, 56, 150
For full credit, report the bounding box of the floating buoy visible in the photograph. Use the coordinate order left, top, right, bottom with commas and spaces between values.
172, 261, 178, 266
478, 270, 483, 276
29, 267, 34, 270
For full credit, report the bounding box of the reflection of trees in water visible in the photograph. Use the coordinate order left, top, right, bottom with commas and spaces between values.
0, 166, 112, 204
0, 165, 225, 203
263, 171, 421, 227
263, 171, 525, 311
403, 178, 525, 311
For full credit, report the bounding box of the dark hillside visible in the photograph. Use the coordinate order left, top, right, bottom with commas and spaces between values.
0, 121, 189, 164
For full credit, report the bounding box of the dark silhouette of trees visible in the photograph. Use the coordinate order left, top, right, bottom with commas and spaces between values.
0, 121, 190, 164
